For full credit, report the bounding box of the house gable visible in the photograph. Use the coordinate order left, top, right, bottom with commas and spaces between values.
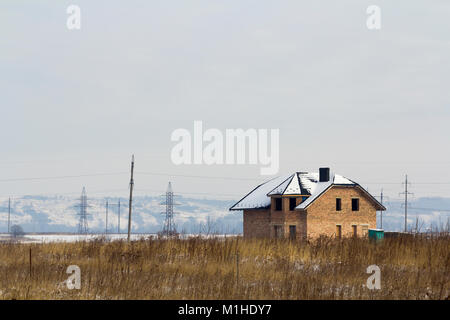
304, 185, 379, 238
296, 184, 385, 212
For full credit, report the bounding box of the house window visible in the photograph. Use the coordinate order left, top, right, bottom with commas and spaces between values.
336, 225, 342, 239
352, 225, 357, 237
289, 198, 297, 211
352, 198, 360, 211
275, 198, 282, 211
336, 198, 342, 211
289, 225, 296, 239
274, 225, 283, 238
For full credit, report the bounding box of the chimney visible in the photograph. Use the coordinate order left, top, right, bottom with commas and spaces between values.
319, 167, 330, 182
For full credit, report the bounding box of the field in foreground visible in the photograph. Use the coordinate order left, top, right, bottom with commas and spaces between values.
0, 235, 448, 299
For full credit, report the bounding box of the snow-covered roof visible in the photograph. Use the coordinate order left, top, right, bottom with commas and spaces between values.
296, 174, 355, 210
229, 175, 292, 210
230, 171, 360, 211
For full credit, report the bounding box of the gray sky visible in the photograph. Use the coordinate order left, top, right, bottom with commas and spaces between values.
1, 0, 450, 201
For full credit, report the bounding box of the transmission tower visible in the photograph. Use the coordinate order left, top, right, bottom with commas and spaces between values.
160, 182, 178, 237
400, 175, 414, 233
77, 187, 89, 234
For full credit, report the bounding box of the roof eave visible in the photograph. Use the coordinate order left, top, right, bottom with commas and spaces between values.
230, 206, 270, 211
354, 185, 386, 211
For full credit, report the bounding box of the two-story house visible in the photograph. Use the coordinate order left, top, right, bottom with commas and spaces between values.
230, 168, 385, 239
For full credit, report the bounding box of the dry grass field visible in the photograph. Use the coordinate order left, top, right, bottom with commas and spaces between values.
0, 235, 448, 300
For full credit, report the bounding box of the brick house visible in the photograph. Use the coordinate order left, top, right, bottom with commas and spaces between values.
230, 168, 385, 239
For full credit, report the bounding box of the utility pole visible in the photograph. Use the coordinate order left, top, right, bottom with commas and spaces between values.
400, 175, 413, 233
127, 155, 135, 242
7, 197, 11, 234
105, 200, 109, 234
380, 189, 383, 229
118, 199, 121, 234
404, 176, 408, 233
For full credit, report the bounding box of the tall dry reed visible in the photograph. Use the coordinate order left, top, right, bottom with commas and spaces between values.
0, 235, 448, 299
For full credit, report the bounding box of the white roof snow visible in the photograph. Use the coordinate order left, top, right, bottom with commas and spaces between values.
298, 172, 319, 194
284, 174, 302, 194
333, 174, 355, 185
295, 181, 333, 209
267, 174, 294, 196
230, 172, 357, 211
230, 174, 292, 210
296, 174, 355, 209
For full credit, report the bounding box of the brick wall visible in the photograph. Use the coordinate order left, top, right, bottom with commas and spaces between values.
305, 186, 377, 238
243, 185, 378, 239
243, 209, 271, 238
244, 197, 307, 239
281, 197, 307, 239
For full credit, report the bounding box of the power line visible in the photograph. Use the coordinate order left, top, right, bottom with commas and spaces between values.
2, 169, 450, 207
0, 171, 263, 183
360, 182, 450, 185
0, 188, 131, 198
137, 171, 263, 181
408, 207, 450, 213
0, 188, 242, 200
0, 172, 128, 182
133, 188, 241, 198
3, 184, 445, 201
1, 170, 450, 184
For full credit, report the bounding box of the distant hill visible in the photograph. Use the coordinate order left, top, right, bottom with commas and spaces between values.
380, 197, 450, 232
0, 195, 240, 234
0, 195, 448, 234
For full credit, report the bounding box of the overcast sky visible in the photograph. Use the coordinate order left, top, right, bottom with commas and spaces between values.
1, 1, 449, 201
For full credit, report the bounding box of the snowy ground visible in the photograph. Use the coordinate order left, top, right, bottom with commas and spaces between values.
0, 233, 153, 243
0, 233, 238, 243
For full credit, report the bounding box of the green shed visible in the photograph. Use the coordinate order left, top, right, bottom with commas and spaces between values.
368, 229, 384, 241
